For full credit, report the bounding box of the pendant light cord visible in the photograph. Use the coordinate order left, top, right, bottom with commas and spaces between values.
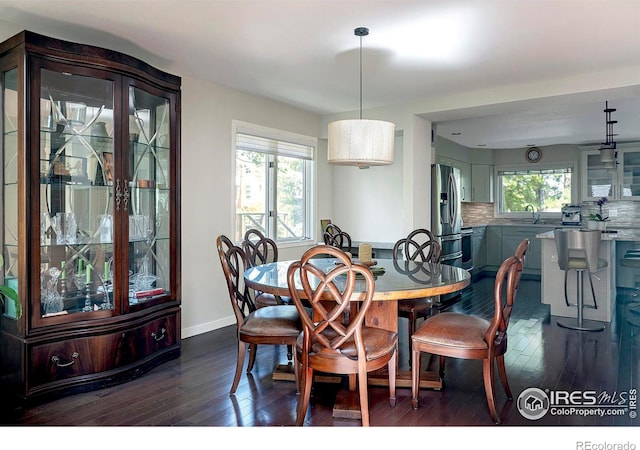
354, 27, 369, 120
359, 32, 363, 120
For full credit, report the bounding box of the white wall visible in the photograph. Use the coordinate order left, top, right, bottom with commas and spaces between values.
180, 75, 323, 337
330, 133, 404, 243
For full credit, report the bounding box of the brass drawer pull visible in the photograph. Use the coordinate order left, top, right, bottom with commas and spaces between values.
51, 352, 79, 368
151, 327, 166, 342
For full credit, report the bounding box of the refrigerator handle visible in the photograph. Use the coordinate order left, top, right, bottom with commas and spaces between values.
448, 172, 459, 229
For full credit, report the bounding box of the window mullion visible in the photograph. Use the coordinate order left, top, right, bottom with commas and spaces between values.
267, 156, 277, 239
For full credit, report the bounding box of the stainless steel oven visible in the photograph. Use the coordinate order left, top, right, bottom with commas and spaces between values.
461, 228, 473, 272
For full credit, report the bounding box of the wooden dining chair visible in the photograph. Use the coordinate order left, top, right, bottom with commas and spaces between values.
393, 228, 441, 364
514, 238, 530, 288
287, 245, 398, 426
410, 253, 524, 424
216, 234, 302, 394
242, 228, 292, 308
323, 223, 353, 255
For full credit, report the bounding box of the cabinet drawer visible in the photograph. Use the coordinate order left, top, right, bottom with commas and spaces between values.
131, 314, 178, 360
30, 332, 125, 387
28, 313, 178, 389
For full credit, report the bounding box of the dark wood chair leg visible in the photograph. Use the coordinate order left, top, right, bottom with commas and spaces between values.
358, 367, 370, 426
438, 355, 446, 379
408, 311, 416, 366
247, 343, 258, 372
411, 345, 421, 409
296, 366, 313, 426
231, 341, 247, 394
496, 354, 512, 398
388, 348, 397, 407
483, 358, 500, 424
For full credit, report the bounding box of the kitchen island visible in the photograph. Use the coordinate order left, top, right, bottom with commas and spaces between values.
536, 228, 640, 323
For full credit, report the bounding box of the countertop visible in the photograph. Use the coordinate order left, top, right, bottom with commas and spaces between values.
463, 222, 563, 228
536, 229, 640, 241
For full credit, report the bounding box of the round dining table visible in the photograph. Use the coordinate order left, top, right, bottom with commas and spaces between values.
244, 257, 471, 419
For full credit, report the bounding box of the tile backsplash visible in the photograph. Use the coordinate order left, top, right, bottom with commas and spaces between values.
461, 201, 639, 228
461, 203, 497, 226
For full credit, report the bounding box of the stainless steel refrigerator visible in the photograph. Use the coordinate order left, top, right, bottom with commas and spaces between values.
431, 163, 463, 302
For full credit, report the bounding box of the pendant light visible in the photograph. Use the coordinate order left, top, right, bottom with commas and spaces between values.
599, 101, 617, 166
327, 27, 395, 169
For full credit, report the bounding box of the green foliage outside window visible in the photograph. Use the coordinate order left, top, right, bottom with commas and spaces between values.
499, 169, 572, 213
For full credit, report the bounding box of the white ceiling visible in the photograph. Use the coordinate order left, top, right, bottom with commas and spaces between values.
1, 0, 640, 149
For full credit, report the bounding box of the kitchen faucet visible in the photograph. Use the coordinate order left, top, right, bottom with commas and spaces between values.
524, 204, 540, 224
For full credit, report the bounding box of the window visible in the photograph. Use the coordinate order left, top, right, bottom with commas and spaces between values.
233, 121, 315, 243
496, 165, 574, 217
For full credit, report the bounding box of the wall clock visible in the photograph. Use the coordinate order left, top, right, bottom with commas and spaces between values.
526, 147, 542, 163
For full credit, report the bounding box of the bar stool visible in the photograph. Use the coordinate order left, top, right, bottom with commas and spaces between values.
553, 229, 606, 332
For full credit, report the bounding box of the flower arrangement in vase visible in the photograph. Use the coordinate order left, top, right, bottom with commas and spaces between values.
587, 197, 609, 230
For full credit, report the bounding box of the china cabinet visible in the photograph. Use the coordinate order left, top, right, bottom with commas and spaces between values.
0, 31, 181, 405
581, 145, 640, 200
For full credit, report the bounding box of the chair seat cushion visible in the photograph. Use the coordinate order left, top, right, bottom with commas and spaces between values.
241, 305, 301, 337
297, 326, 398, 361
255, 292, 293, 308
412, 312, 490, 350
567, 257, 608, 270
398, 297, 433, 314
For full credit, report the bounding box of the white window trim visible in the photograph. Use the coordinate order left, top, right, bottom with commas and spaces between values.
494, 161, 577, 219
231, 120, 317, 247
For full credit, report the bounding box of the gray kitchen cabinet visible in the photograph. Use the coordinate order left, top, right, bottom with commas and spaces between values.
486, 226, 503, 267
500, 226, 554, 276
459, 161, 472, 203
471, 226, 487, 276
471, 164, 494, 202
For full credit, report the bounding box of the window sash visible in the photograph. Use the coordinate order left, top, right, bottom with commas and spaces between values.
233, 122, 315, 243
496, 163, 575, 215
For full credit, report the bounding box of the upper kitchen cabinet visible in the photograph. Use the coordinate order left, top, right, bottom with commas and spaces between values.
438, 156, 472, 202
581, 145, 640, 200
0, 31, 181, 404
471, 164, 494, 202
458, 161, 472, 202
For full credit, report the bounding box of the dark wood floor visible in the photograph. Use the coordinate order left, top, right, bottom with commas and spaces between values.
3, 276, 639, 433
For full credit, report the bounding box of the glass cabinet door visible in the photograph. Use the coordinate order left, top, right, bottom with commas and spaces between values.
39, 67, 116, 318
620, 149, 640, 199
126, 85, 172, 307
583, 151, 615, 200
1, 67, 19, 319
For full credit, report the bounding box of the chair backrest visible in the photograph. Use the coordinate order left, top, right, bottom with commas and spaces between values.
216, 235, 256, 327
243, 228, 278, 267
323, 224, 352, 253
287, 245, 374, 353
485, 255, 523, 350
554, 229, 602, 273
392, 228, 441, 263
